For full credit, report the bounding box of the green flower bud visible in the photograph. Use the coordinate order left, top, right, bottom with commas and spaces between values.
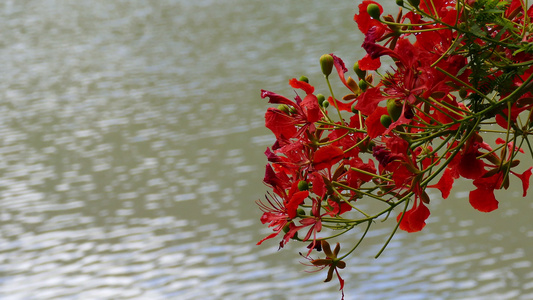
358, 79, 368, 91
283, 223, 291, 233
408, 0, 419, 7
297, 208, 306, 216
297, 180, 309, 191
380, 114, 392, 128
288, 106, 297, 114
320, 54, 334, 77
367, 3, 381, 19
387, 99, 402, 121
351, 106, 358, 114
278, 104, 290, 114
396, 0, 404, 6
353, 62, 366, 80
317, 94, 326, 106
322, 100, 329, 108
459, 87, 468, 99
299, 76, 309, 83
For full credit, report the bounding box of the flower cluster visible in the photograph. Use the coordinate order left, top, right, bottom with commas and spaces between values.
258, 0, 533, 297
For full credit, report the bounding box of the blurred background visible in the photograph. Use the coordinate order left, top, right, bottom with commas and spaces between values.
0, 0, 532, 299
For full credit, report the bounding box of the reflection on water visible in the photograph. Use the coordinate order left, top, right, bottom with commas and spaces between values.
0, 0, 532, 299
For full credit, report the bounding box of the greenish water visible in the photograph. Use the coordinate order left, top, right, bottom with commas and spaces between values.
0, 1, 532, 299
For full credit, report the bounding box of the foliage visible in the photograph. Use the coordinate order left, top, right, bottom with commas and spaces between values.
257, 0, 533, 297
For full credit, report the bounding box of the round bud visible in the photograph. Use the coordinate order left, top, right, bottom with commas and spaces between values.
288, 106, 297, 114
387, 99, 402, 121
299, 76, 309, 83
322, 100, 329, 108
297, 180, 309, 191
278, 104, 290, 114
320, 54, 334, 77
297, 208, 306, 216
351, 106, 358, 114
358, 79, 368, 91
366, 3, 382, 19
380, 115, 392, 128
316, 94, 326, 106
459, 87, 468, 99
353, 62, 366, 80
408, 0, 420, 7
396, 0, 404, 6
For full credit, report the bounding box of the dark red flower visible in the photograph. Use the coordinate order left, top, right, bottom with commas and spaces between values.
397, 198, 430, 232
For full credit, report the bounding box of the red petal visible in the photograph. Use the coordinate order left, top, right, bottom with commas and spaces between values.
289, 78, 315, 94
310, 172, 326, 198
313, 145, 344, 170
469, 188, 498, 212
301, 94, 321, 123
286, 191, 309, 219
515, 167, 532, 197
365, 106, 387, 138
265, 108, 297, 139
327, 96, 356, 112
397, 201, 431, 233
457, 153, 485, 179
261, 90, 294, 105
397, 211, 411, 232
354, 87, 387, 116
358, 54, 381, 71
354, 0, 384, 34
428, 168, 454, 199
407, 202, 430, 232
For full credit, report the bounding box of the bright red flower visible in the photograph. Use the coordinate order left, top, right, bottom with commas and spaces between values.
365, 106, 388, 138
397, 198, 430, 232
313, 145, 344, 170
256, 181, 310, 246
354, 87, 388, 116
428, 167, 456, 199
469, 189, 499, 212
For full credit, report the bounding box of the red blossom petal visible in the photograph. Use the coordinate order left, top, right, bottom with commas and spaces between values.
289, 78, 315, 94
261, 90, 294, 105
469, 188, 499, 212
354, 1, 385, 34
365, 106, 387, 138
264, 108, 297, 140
310, 172, 326, 198
397, 202, 430, 233
457, 153, 485, 179
286, 191, 309, 219
313, 145, 344, 170
408, 202, 430, 232
514, 167, 532, 197
354, 87, 387, 116
326, 198, 352, 216
428, 168, 454, 199
358, 54, 381, 71
301, 94, 321, 123
327, 96, 355, 112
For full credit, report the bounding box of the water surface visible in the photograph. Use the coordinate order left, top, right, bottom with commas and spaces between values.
0, 1, 532, 299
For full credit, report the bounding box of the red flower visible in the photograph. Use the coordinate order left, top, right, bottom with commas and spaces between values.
256, 181, 309, 247
469, 173, 502, 212
397, 194, 431, 232
313, 145, 344, 170
304, 240, 347, 300
428, 168, 456, 199
261, 79, 323, 142
365, 106, 388, 138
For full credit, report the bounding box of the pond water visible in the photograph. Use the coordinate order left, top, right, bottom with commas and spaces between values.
0, 0, 532, 299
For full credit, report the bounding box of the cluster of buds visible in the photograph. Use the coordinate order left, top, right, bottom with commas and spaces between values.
258, 0, 533, 297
